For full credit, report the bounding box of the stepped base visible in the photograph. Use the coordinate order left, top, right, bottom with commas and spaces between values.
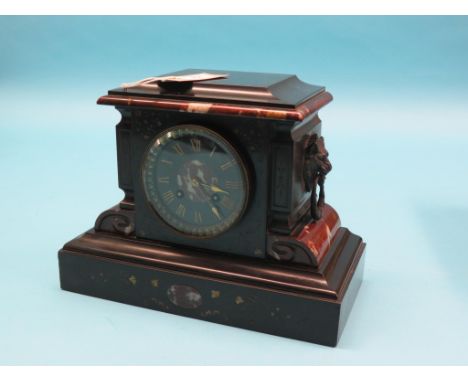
58, 227, 365, 347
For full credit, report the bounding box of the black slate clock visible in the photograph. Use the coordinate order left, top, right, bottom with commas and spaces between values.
58, 69, 366, 347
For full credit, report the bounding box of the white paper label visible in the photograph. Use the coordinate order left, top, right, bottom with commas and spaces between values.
122, 72, 228, 88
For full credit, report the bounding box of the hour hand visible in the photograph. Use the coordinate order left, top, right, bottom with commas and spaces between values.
208, 184, 230, 195
196, 179, 230, 195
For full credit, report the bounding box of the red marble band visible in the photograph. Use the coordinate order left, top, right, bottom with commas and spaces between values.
97, 91, 332, 121
297, 204, 341, 265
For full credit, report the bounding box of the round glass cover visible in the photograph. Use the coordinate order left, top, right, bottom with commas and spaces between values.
142, 124, 249, 237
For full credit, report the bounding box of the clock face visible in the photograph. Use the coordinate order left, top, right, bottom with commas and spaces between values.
142, 125, 250, 238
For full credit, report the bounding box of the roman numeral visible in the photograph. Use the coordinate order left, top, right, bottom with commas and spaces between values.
176, 203, 186, 217
220, 159, 236, 171
190, 138, 201, 152
158, 177, 169, 184
162, 190, 175, 204
194, 211, 203, 224
172, 143, 184, 156
210, 145, 217, 157
225, 180, 241, 189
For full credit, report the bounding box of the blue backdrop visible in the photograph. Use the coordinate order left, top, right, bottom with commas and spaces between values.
1, 16, 467, 365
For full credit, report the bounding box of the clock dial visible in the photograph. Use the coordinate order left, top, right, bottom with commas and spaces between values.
142, 125, 249, 237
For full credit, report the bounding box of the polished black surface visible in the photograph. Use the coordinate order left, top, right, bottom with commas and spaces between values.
109, 68, 325, 107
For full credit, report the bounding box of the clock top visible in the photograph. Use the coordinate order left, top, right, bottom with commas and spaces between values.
98, 69, 333, 121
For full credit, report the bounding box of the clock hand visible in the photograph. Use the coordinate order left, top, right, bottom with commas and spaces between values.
192, 176, 230, 195
209, 184, 230, 195
193, 176, 224, 220
210, 204, 222, 220
198, 181, 230, 195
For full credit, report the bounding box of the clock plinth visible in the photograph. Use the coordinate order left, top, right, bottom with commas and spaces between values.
59, 208, 364, 347
58, 69, 366, 346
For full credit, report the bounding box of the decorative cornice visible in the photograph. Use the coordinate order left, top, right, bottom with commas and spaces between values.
97, 91, 333, 121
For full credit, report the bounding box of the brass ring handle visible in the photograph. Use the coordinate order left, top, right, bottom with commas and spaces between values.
303, 135, 332, 221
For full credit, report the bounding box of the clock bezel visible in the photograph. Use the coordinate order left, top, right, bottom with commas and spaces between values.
140, 123, 252, 239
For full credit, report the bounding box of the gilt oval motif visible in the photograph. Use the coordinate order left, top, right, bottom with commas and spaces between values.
167, 284, 203, 309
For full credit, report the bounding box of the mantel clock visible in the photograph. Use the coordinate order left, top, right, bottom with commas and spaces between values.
58, 69, 366, 347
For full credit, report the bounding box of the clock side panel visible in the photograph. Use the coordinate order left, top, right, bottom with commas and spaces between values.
127, 109, 270, 259
268, 115, 322, 234
114, 108, 135, 208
